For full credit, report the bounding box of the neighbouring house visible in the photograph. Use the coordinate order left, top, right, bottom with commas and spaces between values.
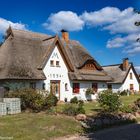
103, 58, 140, 93
0, 27, 139, 101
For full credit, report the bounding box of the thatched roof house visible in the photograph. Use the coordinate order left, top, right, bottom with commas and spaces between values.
0, 27, 139, 101
0, 27, 112, 82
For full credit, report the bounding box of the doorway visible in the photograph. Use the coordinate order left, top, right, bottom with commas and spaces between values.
50, 80, 60, 99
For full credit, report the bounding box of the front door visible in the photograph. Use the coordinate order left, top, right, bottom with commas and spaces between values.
50, 80, 60, 99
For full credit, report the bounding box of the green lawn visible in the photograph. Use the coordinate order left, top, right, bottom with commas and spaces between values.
0, 113, 82, 140
120, 94, 140, 106
0, 94, 140, 140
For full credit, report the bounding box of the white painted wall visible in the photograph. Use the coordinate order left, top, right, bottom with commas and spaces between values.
43, 45, 71, 101
42, 45, 109, 101
122, 68, 139, 91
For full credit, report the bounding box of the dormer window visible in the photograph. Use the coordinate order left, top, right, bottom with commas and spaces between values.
50, 60, 54, 66
56, 61, 60, 67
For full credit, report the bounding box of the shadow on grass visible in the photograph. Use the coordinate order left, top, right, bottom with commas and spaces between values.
81, 113, 137, 139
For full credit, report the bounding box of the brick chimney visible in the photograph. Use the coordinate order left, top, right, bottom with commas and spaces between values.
122, 58, 129, 71
61, 29, 69, 43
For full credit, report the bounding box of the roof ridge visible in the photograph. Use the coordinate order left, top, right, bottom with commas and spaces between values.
11, 28, 50, 37
102, 64, 121, 67
43, 36, 56, 41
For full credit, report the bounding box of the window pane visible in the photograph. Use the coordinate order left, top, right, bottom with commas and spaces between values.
73, 83, 80, 93
56, 61, 60, 66
50, 60, 54, 66
92, 83, 98, 92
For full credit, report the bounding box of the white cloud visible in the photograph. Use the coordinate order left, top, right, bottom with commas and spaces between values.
43, 7, 140, 55
43, 11, 84, 33
81, 7, 121, 26
107, 34, 139, 48
107, 36, 125, 48
103, 7, 140, 34
135, 66, 140, 74
0, 17, 27, 34
81, 7, 140, 34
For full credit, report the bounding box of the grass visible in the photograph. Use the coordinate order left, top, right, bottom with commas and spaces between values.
57, 94, 140, 115
120, 94, 140, 106
0, 94, 140, 139
0, 112, 82, 140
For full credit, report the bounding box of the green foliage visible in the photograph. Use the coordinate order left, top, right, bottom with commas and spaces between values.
119, 90, 128, 96
63, 101, 85, 116
46, 93, 58, 108
120, 105, 135, 113
70, 96, 78, 104
5, 89, 47, 112
98, 90, 121, 113
134, 98, 140, 109
85, 88, 93, 96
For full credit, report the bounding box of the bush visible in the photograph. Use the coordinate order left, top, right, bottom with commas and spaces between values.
134, 98, 140, 110
63, 101, 85, 116
5, 89, 47, 112
97, 90, 121, 113
120, 105, 135, 113
86, 88, 94, 96
46, 93, 58, 108
70, 97, 78, 104
119, 90, 128, 96
63, 104, 78, 116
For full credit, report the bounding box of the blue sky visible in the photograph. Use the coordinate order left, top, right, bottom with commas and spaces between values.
0, 0, 140, 73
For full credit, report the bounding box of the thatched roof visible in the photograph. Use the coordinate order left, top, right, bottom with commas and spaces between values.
102, 63, 138, 84
0, 28, 112, 81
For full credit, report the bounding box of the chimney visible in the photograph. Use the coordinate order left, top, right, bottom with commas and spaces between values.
122, 58, 129, 71
61, 29, 69, 43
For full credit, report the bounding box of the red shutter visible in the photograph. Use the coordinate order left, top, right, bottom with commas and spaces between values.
73, 83, 80, 94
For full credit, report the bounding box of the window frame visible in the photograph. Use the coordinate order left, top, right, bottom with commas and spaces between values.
30, 82, 36, 89
73, 83, 80, 94
65, 83, 68, 91
107, 84, 112, 90
130, 84, 134, 91
130, 72, 133, 79
50, 60, 54, 67
92, 83, 98, 93
56, 61, 60, 67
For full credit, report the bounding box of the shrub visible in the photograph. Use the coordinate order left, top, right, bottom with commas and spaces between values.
97, 90, 121, 113
70, 97, 78, 104
86, 88, 93, 96
63, 104, 78, 116
120, 105, 135, 113
134, 98, 140, 108
63, 101, 85, 116
119, 90, 128, 96
46, 93, 58, 108
5, 89, 47, 112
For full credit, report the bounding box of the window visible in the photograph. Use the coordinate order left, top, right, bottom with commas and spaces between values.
50, 60, 54, 66
56, 61, 60, 67
30, 82, 36, 89
107, 84, 112, 90
42, 83, 45, 90
130, 84, 134, 91
73, 83, 80, 93
65, 83, 68, 91
130, 72, 133, 79
92, 83, 98, 92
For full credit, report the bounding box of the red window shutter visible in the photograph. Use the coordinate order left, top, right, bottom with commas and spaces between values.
73, 83, 80, 94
